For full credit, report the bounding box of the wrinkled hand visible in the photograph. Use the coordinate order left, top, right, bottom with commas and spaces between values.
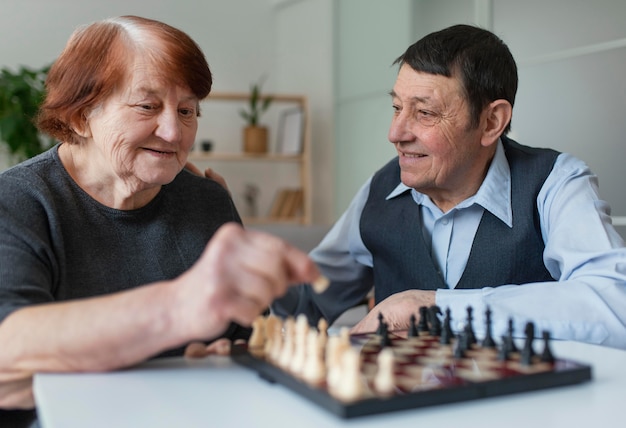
176, 223, 320, 342
184, 162, 230, 193
350, 289, 436, 334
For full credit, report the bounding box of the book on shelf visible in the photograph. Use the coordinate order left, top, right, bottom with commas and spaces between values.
269, 188, 303, 219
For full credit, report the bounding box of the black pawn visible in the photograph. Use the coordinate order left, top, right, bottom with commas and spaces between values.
465, 306, 477, 345
540, 330, 555, 363
520, 322, 536, 365
440, 307, 455, 345
376, 312, 385, 336
379, 321, 391, 348
497, 335, 511, 361
417, 306, 429, 333
481, 307, 496, 348
453, 331, 467, 359
507, 318, 518, 353
408, 313, 419, 337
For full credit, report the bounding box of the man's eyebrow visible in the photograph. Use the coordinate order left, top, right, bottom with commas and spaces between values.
388, 90, 431, 104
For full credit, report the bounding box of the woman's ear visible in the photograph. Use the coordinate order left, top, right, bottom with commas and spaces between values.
71, 113, 92, 138
480, 99, 512, 147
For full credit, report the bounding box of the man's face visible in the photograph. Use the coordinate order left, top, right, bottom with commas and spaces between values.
388, 64, 487, 210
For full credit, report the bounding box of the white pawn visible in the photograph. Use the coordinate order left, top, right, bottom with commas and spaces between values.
278, 317, 295, 369
264, 315, 281, 360
373, 347, 396, 395
290, 314, 310, 375
332, 348, 364, 402
248, 316, 266, 357
326, 327, 351, 391
302, 329, 326, 385
317, 318, 329, 350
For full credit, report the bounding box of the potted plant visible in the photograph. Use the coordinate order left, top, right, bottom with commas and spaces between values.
0, 64, 53, 163
239, 79, 273, 154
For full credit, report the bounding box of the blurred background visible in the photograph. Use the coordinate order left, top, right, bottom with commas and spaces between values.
1, 0, 625, 239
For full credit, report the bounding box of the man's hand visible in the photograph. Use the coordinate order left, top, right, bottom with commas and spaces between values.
184, 162, 230, 193
350, 289, 436, 334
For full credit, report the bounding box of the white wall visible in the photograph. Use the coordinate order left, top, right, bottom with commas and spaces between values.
493, 0, 626, 237
333, 0, 626, 239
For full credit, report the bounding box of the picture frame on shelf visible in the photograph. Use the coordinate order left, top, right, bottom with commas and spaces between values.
276, 107, 304, 155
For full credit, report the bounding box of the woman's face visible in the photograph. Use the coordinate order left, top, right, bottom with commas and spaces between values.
83, 58, 199, 195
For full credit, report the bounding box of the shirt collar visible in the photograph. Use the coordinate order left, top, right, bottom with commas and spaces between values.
385, 139, 513, 227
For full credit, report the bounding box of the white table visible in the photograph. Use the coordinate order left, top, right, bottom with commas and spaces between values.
34, 340, 624, 428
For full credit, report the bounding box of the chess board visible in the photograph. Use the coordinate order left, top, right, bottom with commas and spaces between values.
231, 329, 592, 419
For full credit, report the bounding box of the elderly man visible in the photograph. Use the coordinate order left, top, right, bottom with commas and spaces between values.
273, 24, 626, 350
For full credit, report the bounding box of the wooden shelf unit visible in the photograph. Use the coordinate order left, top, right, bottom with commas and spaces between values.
188, 92, 312, 225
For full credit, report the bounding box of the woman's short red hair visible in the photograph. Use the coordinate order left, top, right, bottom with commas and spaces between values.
37, 15, 212, 144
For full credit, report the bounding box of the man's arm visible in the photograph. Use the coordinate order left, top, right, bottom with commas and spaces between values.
272, 179, 376, 324
0, 223, 320, 409
437, 153, 626, 348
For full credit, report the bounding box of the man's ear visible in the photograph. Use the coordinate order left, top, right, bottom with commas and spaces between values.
480, 99, 512, 147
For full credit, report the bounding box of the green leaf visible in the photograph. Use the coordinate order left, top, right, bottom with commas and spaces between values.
0, 64, 51, 162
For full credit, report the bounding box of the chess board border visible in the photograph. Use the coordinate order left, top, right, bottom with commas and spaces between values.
230, 339, 592, 419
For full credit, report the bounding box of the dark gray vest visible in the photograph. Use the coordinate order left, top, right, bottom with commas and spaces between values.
360, 137, 558, 304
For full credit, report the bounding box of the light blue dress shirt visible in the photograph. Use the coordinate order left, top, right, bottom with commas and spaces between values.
309, 141, 626, 349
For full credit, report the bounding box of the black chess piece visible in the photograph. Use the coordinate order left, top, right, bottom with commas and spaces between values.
428, 305, 442, 336
379, 321, 391, 348
440, 307, 455, 345
540, 330, 555, 363
481, 307, 497, 348
465, 306, 477, 345
507, 318, 518, 353
417, 306, 429, 333
376, 312, 385, 336
520, 322, 536, 365
408, 313, 419, 337
453, 331, 467, 359
497, 335, 510, 361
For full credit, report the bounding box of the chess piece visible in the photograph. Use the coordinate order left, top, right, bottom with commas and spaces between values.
497, 335, 510, 361
302, 329, 326, 385
540, 330, 555, 363
418, 306, 429, 333
290, 314, 310, 375
408, 313, 419, 338
332, 348, 364, 402
376, 312, 385, 336
440, 307, 454, 345
373, 347, 395, 395
428, 305, 442, 336
379, 321, 391, 348
317, 317, 329, 351
278, 317, 296, 369
520, 322, 536, 365
326, 327, 351, 391
248, 315, 266, 357
267, 316, 284, 363
481, 307, 496, 348
453, 331, 467, 359
507, 318, 518, 352
465, 306, 477, 345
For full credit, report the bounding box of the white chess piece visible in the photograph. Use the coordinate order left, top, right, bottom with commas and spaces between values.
332, 348, 363, 401
373, 347, 396, 395
290, 314, 310, 375
302, 329, 326, 385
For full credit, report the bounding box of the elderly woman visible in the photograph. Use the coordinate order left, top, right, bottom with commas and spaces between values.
0, 16, 318, 425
